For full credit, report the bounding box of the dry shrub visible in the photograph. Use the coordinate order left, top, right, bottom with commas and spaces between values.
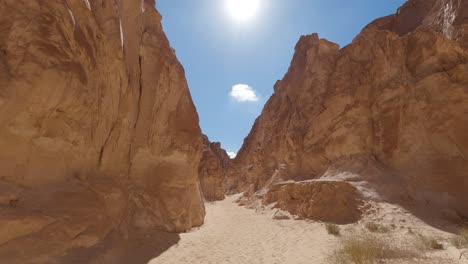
365, 222, 390, 233
326, 223, 341, 236
460, 228, 468, 244
329, 235, 418, 264
417, 235, 444, 250
451, 227, 468, 248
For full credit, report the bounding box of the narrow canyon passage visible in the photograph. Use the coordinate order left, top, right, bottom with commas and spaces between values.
1, 1, 467, 263
149, 195, 337, 264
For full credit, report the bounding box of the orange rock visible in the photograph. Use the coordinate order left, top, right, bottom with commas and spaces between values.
229, 0, 468, 221
0, 0, 204, 262
198, 135, 230, 201
265, 181, 363, 224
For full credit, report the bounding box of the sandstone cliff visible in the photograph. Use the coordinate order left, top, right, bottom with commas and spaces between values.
0, 0, 205, 263
228, 0, 468, 223
198, 135, 230, 201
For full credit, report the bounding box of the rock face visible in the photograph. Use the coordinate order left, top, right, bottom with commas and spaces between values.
0, 0, 204, 263
229, 0, 468, 221
198, 135, 230, 201
264, 181, 363, 224
366, 0, 468, 47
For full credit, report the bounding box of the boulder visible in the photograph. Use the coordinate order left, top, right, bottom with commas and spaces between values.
265, 181, 363, 224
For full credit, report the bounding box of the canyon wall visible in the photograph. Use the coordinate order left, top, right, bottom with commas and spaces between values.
229, 0, 468, 220
198, 135, 230, 201
0, 0, 205, 262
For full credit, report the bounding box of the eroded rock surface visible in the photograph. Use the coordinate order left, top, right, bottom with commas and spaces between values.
0, 0, 204, 263
229, 0, 468, 222
264, 181, 363, 224
366, 0, 468, 46
198, 135, 230, 201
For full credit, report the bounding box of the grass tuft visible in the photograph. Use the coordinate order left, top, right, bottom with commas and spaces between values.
326, 223, 341, 236
417, 235, 444, 250
460, 228, 468, 244
365, 222, 390, 233
451, 227, 468, 249
328, 235, 418, 264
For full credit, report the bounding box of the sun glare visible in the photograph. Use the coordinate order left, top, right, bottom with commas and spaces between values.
226, 0, 260, 22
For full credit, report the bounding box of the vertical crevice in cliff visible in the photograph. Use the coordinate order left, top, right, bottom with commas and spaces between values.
98, 72, 123, 169
98, 121, 118, 168
134, 55, 143, 129
126, 11, 146, 178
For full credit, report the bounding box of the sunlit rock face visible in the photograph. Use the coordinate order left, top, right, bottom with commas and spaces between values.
0, 0, 204, 262
228, 0, 468, 221
367, 0, 468, 45
198, 135, 230, 201
264, 181, 363, 224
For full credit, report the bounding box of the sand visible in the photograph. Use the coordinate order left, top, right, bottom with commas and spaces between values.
149, 194, 337, 264
149, 195, 468, 264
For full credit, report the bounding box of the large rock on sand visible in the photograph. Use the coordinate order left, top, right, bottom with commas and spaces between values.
264, 181, 363, 224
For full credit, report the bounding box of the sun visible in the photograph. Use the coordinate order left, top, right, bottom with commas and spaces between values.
226, 0, 260, 22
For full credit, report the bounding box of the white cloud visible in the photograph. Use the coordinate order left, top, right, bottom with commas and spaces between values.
227, 151, 237, 159
230, 84, 259, 102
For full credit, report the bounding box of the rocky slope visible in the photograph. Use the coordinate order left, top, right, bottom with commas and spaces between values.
198, 135, 230, 201
0, 0, 205, 263
228, 0, 468, 223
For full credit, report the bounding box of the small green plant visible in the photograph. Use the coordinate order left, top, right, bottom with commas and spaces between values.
365, 222, 390, 233
326, 223, 341, 236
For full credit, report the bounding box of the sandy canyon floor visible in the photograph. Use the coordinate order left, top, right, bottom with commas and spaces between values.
149, 195, 468, 264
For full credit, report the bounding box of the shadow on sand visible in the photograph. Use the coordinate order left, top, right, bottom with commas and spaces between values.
61, 229, 180, 264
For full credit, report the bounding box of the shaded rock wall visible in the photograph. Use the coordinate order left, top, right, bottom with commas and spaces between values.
198, 135, 230, 201
229, 0, 468, 219
0, 0, 204, 262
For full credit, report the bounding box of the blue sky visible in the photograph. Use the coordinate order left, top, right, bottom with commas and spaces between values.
156, 0, 406, 157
